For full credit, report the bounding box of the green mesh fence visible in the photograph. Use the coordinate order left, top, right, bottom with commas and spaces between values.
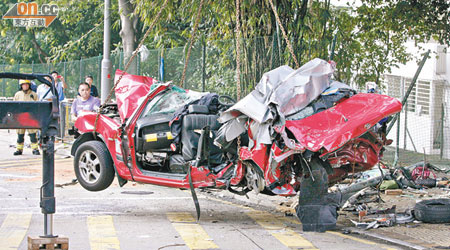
383, 75, 450, 168
0, 36, 283, 99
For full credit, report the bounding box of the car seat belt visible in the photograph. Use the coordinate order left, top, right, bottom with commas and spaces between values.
41, 88, 51, 100
189, 126, 211, 222
188, 165, 201, 221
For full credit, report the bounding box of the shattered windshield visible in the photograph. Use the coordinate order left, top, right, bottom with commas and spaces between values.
141, 86, 204, 117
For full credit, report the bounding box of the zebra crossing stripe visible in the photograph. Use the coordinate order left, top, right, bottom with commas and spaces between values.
87, 216, 121, 250
327, 231, 398, 250
0, 213, 32, 249
0, 158, 43, 165
205, 196, 255, 211
247, 211, 318, 250
0, 158, 72, 167
167, 212, 218, 249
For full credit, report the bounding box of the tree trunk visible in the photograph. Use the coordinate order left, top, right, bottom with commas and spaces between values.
119, 0, 137, 74
29, 30, 49, 64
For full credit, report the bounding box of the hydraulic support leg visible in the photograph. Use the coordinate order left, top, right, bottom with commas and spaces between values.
40, 135, 56, 237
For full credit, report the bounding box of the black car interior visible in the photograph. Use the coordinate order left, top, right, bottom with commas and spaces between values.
135, 104, 225, 174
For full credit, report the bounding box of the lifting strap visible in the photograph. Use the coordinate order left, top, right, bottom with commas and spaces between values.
93, 0, 169, 135
180, 0, 206, 87
268, 0, 300, 69
188, 165, 201, 221
234, 0, 244, 167
235, 0, 242, 100
177, 0, 206, 222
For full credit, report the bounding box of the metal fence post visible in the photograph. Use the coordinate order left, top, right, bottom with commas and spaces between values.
2, 64, 5, 96
202, 38, 206, 92
79, 58, 83, 83
404, 100, 408, 150
271, 33, 277, 69
98, 54, 102, 86
394, 113, 400, 167
159, 49, 165, 82
158, 49, 161, 81
441, 103, 445, 159
183, 44, 187, 89
59, 102, 64, 139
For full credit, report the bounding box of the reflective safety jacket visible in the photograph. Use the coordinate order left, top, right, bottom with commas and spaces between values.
14, 89, 38, 101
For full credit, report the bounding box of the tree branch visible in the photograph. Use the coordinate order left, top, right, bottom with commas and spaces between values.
29, 30, 49, 64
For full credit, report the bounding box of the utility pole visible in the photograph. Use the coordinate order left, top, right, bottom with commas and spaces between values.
101, 0, 112, 103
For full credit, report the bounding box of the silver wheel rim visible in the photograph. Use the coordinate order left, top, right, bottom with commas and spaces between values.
245, 163, 264, 193
78, 150, 101, 184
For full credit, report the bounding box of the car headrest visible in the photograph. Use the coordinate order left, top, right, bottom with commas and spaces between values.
188, 104, 209, 114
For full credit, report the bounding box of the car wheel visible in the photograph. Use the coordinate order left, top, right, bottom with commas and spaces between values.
414, 199, 450, 223
74, 141, 115, 191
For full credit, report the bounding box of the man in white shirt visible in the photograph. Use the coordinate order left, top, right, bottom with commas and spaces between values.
36, 76, 54, 101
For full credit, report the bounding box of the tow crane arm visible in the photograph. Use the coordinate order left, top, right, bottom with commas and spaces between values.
0, 72, 59, 238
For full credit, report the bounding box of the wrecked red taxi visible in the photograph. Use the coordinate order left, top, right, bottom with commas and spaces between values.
71, 58, 401, 231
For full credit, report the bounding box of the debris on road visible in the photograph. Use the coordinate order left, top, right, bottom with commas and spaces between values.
384, 189, 402, 195
333, 160, 450, 232
55, 178, 78, 188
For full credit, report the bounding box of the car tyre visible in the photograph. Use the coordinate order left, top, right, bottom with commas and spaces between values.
414, 198, 450, 223
74, 141, 115, 191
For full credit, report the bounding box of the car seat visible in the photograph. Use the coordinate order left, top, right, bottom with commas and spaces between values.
181, 104, 222, 166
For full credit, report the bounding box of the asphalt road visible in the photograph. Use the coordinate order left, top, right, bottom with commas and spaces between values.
0, 130, 407, 250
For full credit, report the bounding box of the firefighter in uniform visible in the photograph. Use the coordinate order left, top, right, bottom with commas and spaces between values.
13, 79, 40, 155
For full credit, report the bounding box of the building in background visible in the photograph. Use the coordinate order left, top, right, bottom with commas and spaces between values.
384, 41, 449, 158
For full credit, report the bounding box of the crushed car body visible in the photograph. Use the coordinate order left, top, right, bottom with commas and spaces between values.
71, 58, 402, 231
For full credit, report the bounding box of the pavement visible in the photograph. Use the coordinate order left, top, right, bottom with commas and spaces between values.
0, 132, 406, 250
0, 129, 73, 161
204, 173, 450, 249
1, 129, 449, 249
207, 186, 450, 250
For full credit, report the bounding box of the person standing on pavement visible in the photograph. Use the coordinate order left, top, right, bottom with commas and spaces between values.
84, 75, 99, 97
71, 82, 100, 121
13, 80, 40, 155
50, 71, 67, 101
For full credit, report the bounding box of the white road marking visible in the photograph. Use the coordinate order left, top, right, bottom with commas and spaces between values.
0, 174, 37, 178
0, 196, 192, 201
0, 213, 32, 249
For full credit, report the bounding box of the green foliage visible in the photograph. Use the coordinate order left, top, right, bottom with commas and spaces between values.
331, 0, 449, 86
0, 0, 122, 64
362, 0, 450, 46
132, 0, 449, 90
332, 3, 412, 86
